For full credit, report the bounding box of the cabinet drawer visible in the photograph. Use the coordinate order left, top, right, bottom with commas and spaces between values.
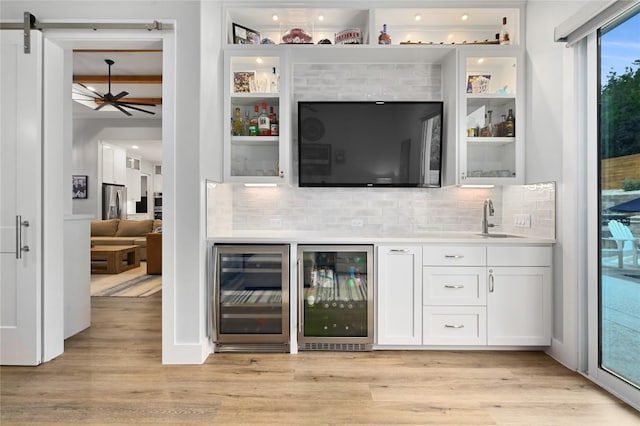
423, 306, 487, 345
423, 267, 486, 306
423, 246, 486, 266
487, 246, 551, 266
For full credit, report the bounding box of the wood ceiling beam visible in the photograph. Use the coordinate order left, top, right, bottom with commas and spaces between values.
95, 98, 162, 105
73, 75, 162, 84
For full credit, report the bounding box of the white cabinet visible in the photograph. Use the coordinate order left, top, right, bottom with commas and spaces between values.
376, 245, 422, 345
223, 49, 289, 184
102, 143, 126, 185
126, 157, 141, 201
458, 48, 525, 185
153, 164, 162, 193
377, 243, 552, 348
487, 246, 552, 346
422, 246, 487, 345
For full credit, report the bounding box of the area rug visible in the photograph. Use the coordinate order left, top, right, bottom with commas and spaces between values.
91, 265, 162, 297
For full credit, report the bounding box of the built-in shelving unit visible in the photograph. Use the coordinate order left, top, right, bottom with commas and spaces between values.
220, 3, 525, 186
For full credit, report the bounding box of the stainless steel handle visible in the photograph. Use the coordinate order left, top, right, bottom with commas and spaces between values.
444, 255, 464, 259
444, 284, 465, 289
489, 269, 495, 293
16, 216, 30, 259
390, 249, 409, 253
211, 247, 219, 342
445, 324, 465, 329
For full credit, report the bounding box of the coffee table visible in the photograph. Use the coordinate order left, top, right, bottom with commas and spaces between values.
91, 245, 141, 274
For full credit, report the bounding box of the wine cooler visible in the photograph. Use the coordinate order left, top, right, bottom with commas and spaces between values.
297, 245, 374, 351
211, 244, 289, 352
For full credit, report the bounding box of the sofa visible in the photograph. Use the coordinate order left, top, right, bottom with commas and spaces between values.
91, 219, 162, 261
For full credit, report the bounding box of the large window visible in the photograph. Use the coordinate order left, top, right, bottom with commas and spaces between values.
598, 8, 640, 390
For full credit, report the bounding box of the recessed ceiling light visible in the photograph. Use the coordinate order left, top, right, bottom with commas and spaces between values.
256, 57, 263, 64
272, 14, 278, 21
477, 58, 485, 64
414, 14, 422, 21
131, 145, 139, 149
318, 14, 324, 21
461, 14, 469, 21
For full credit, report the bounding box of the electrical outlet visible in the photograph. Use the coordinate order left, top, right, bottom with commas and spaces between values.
351, 219, 364, 227
270, 218, 282, 227
513, 214, 531, 228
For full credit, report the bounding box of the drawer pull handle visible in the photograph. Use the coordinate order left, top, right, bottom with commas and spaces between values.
444, 255, 464, 259
444, 284, 465, 289
445, 324, 465, 329
390, 249, 409, 253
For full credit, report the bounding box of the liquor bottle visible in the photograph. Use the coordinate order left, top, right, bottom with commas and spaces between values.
242, 110, 251, 136
505, 108, 515, 136
499, 17, 510, 45
486, 110, 494, 137
269, 106, 279, 136
249, 104, 259, 136
378, 24, 391, 45
258, 102, 271, 136
231, 107, 243, 136
270, 67, 279, 93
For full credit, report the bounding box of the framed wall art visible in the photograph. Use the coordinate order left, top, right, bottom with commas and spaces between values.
232, 23, 260, 45
233, 70, 255, 93
72, 175, 88, 199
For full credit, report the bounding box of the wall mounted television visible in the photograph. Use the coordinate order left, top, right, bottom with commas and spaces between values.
298, 101, 444, 188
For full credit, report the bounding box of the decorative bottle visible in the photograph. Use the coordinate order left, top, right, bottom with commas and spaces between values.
499, 17, 510, 45
378, 24, 391, 45
269, 106, 279, 136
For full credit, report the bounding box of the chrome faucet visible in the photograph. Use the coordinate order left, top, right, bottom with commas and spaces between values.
482, 198, 496, 235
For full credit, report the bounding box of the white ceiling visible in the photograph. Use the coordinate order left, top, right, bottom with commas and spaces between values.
73, 50, 163, 163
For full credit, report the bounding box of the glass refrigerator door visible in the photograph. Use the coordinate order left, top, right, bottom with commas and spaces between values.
298, 245, 373, 341
216, 245, 289, 339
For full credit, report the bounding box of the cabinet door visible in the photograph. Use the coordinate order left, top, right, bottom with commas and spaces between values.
458, 47, 524, 185
113, 148, 127, 185
223, 49, 289, 184
102, 144, 114, 184
377, 246, 422, 345
487, 266, 551, 346
126, 168, 141, 201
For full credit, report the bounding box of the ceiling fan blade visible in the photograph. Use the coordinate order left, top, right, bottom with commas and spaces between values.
117, 100, 158, 106
77, 82, 104, 98
113, 103, 133, 116
112, 91, 129, 101
94, 102, 108, 111
117, 103, 156, 115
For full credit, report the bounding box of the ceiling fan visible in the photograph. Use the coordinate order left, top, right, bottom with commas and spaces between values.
73, 59, 156, 116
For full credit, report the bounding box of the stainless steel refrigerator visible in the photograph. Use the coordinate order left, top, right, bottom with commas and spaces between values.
102, 183, 127, 219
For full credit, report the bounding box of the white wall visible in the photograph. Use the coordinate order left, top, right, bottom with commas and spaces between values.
525, 0, 590, 369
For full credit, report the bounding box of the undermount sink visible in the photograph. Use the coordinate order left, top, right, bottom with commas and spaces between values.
477, 233, 523, 238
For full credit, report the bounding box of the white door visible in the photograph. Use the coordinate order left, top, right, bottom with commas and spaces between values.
0, 31, 43, 365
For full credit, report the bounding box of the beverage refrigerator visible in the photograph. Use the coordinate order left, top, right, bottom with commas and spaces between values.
210, 244, 290, 352
297, 245, 374, 351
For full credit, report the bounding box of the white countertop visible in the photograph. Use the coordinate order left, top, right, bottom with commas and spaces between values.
208, 231, 555, 245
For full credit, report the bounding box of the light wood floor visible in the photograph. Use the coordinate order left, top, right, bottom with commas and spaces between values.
1, 294, 638, 425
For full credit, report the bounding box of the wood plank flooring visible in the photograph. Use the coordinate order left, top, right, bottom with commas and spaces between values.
1, 294, 638, 425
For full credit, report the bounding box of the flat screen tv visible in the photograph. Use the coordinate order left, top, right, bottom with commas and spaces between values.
298, 101, 444, 187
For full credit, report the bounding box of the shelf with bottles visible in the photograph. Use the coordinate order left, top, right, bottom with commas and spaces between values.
224, 6, 521, 47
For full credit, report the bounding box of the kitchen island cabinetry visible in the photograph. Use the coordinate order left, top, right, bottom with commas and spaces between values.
376, 245, 422, 345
